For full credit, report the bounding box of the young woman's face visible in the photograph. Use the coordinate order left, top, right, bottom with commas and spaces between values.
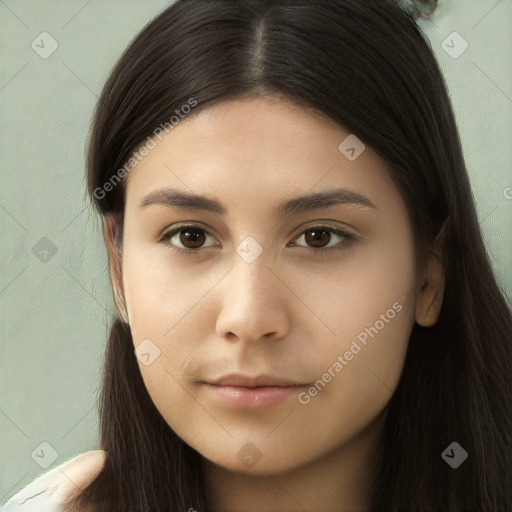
119, 97, 422, 475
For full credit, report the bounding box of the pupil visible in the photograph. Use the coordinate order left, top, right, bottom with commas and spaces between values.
178, 228, 331, 250
306, 229, 330, 248
182, 229, 204, 248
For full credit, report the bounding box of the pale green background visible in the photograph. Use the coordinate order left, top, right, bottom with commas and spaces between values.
1, 0, 511, 504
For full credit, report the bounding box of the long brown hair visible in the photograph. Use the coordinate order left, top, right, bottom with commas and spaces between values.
63, 1, 512, 510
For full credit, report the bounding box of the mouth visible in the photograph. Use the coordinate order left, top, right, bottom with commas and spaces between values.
200, 373, 310, 409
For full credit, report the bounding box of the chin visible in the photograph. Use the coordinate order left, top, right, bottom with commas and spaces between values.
196, 439, 319, 477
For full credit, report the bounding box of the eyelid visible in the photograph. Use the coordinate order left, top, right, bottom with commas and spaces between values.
160, 222, 218, 252
290, 225, 356, 247
160, 222, 358, 255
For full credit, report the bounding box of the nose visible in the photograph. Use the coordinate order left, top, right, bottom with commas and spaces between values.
215, 254, 291, 344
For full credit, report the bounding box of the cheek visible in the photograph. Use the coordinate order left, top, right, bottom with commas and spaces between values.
299, 229, 417, 402
118, 225, 418, 472
301, 229, 416, 347
122, 244, 220, 338
290, 258, 415, 451
123, 221, 417, 377
121, 248, 224, 408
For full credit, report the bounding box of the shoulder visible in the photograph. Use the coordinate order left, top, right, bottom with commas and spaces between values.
1, 450, 106, 512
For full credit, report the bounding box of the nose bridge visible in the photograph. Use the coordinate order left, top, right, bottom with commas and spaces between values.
229, 249, 276, 309
216, 249, 288, 342
228, 227, 275, 295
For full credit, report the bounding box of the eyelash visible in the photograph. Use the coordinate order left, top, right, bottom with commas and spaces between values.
159, 224, 357, 256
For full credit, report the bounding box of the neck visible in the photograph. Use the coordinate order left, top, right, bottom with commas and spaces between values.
202, 410, 385, 512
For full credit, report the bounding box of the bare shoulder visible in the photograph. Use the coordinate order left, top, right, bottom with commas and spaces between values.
57, 450, 107, 495
62, 450, 107, 480
1, 450, 107, 511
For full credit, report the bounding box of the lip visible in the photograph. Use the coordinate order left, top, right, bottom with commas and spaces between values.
201, 374, 310, 409
205, 373, 309, 388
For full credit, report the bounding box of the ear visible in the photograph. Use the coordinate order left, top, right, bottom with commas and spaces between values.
415, 250, 445, 327
103, 214, 129, 324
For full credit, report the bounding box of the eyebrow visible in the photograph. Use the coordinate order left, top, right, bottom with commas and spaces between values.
140, 187, 377, 216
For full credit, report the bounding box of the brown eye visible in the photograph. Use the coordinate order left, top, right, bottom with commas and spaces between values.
161, 226, 216, 252
179, 227, 206, 249
292, 225, 355, 252
161, 223, 356, 256
303, 228, 333, 248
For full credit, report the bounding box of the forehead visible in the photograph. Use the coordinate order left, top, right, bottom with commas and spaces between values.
124, 97, 399, 215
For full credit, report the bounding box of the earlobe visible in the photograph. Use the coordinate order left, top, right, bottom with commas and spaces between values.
103, 214, 129, 324
415, 253, 445, 327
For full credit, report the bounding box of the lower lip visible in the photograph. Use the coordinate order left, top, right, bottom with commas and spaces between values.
203, 384, 306, 408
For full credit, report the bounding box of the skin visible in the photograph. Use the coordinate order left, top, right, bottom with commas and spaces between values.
104, 96, 444, 512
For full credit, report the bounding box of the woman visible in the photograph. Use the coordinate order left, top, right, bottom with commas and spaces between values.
3, 0, 511, 511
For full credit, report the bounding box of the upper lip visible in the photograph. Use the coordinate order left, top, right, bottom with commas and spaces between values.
204, 373, 308, 388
